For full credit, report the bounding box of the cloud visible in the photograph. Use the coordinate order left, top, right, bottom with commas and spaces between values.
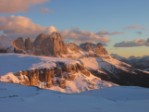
97, 31, 124, 36
125, 25, 146, 30
0, 16, 110, 46
0, 16, 57, 39
0, 0, 48, 13
45, 26, 57, 34
40, 8, 53, 13
40, 8, 49, 13
114, 38, 149, 47
0, 16, 109, 45
136, 31, 143, 35
61, 28, 109, 44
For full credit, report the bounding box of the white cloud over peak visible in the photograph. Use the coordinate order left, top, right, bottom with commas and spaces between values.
45, 26, 57, 34
0, 16, 110, 46
0, 16, 57, 38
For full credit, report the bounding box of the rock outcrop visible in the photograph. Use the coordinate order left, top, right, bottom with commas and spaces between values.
13, 61, 91, 89
12, 32, 67, 56
12, 37, 25, 53
25, 38, 33, 52
80, 42, 108, 56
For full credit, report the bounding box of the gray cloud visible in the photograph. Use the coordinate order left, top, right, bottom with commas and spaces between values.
136, 31, 143, 35
40, 8, 54, 14
114, 38, 149, 47
97, 31, 124, 36
125, 25, 147, 30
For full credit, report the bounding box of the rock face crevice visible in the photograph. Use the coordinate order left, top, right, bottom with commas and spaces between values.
14, 62, 91, 89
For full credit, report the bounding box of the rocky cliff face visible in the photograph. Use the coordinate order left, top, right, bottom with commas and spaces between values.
0, 54, 115, 93
12, 37, 26, 53
12, 32, 67, 56
13, 61, 91, 89
33, 33, 67, 56
25, 38, 33, 52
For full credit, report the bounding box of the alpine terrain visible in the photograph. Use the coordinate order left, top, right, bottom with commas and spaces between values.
0, 32, 149, 112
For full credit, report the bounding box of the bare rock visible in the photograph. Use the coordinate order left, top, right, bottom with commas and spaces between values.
33, 32, 67, 56
80, 42, 108, 56
33, 33, 48, 55
12, 37, 25, 53
81, 69, 90, 76
25, 38, 33, 51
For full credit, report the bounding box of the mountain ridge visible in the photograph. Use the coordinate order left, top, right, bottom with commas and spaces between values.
0, 32, 149, 89
12, 32, 109, 58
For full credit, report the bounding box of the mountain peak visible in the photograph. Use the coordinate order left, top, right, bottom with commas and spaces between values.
80, 42, 108, 56
12, 32, 109, 57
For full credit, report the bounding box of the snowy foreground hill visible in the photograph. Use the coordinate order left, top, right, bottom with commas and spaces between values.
0, 54, 149, 112
0, 82, 149, 112
0, 53, 115, 93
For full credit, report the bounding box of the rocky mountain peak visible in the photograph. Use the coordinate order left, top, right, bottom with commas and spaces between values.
12, 32, 67, 56
80, 42, 96, 51
25, 38, 33, 51
12, 37, 25, 51
50, 32, 62, 39
80, 42, 108, 56
46, 32, 66, 56
12, 32, 108, 57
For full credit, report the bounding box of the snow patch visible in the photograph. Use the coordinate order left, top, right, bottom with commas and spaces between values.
0, 72, 19, 83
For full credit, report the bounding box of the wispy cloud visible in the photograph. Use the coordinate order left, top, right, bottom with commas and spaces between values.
97, 31, 124, 36
61, 28, 109, 44
40, 7, 53, 14
40, 8, 49, 13
114, 38, 149, 47
0, 0, 48, 13
125, 25, 147, 30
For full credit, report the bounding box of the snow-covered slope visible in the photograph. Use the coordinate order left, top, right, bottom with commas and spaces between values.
80, 56, 149, 87
0, 82, 149, 112
0, 53, 79, 75
0, 53, 115, 93
80, 56, 132, 72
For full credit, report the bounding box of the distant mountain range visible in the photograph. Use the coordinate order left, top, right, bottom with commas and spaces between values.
111, 54, 149, 71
